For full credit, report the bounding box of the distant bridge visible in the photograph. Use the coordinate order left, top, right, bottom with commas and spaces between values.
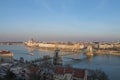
0, 42, 22, 45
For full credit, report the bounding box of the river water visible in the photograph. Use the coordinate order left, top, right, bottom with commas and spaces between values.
0, 45, 120, 80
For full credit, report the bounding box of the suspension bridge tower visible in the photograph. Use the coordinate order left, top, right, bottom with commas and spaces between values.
86, 45, 93, 57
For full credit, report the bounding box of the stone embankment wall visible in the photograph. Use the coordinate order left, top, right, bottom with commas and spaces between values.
25, 42, 84, 52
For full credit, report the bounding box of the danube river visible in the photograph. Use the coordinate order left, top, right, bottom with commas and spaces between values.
0, 45, 120, 80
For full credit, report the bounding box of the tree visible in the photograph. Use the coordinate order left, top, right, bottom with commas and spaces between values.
99, 72, 109, 80
0, 76, 3, 80
4, 69, 16, 80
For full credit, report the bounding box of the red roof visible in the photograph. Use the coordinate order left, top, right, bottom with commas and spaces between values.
65, 67, 74, 73
55, 66, 85, 78
73, 69, 85, 78
55, 66, 65, 74
28, 66, 40, 73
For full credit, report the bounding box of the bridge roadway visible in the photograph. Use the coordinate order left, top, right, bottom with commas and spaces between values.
29, 49, 88, 60
30, 53, 91, 66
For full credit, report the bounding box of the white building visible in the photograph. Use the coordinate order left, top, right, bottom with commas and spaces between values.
99, 43, 114, 49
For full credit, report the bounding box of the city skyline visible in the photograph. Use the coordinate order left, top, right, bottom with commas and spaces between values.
0, 0, 120, 42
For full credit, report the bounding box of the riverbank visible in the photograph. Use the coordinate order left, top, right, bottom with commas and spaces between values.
26, 46, 82, 53
95, 50, 120, 56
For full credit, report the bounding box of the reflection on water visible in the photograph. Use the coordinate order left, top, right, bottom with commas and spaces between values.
87, 56, 93, 63
0, 45, 120, 80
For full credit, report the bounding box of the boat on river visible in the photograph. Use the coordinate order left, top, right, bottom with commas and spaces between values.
0, 50, 13, 57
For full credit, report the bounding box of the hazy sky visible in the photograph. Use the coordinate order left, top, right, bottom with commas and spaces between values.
0, 0, 120, 42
